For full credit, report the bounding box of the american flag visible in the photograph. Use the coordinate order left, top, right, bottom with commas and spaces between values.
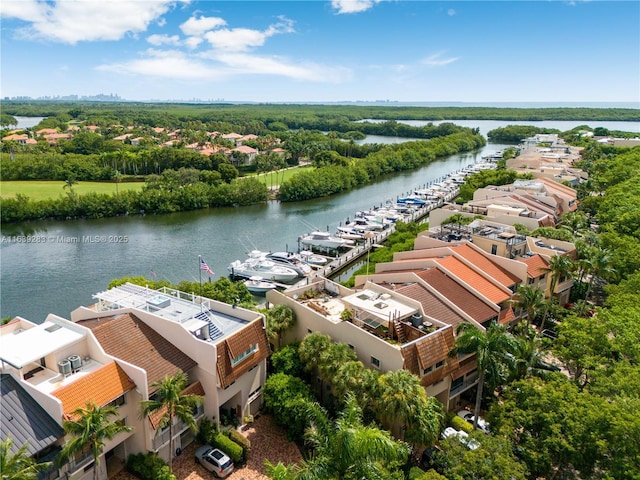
200, 257, 214, 275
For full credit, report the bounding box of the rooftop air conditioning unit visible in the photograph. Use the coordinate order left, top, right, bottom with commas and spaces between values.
411, 313, 423, 328
58, 360, 72, 376
68, 355, 82, 372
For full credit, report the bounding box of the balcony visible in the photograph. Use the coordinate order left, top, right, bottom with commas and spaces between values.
449, 372, 479, 398
152, 406, 204, 450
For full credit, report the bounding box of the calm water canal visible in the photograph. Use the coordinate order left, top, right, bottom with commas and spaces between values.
2, 119, 637, 321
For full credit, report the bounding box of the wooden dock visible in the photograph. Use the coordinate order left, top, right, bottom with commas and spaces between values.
289, 187, 459, 286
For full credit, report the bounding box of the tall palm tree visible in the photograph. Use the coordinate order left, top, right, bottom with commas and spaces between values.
541, 254, 575, 331
449, 323, 517, 428
375, 369, 427, 437
265, 304, 296, 350
580, 247, 615, 315
512, 284, 545, 327
542, 254, 575, 303
0, 438, 51, 480
139, 372, 203, 468
299, 394, 410, 480
58, 401, 132, 480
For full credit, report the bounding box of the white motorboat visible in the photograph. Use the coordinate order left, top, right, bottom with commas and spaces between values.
244, 276, 277, 294
299, 250, 328, 266
264, 251, 312, 276
299, 231, 353, 250
228, 259, 299, 283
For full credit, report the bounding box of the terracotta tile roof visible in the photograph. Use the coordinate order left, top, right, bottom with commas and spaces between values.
452, 244, 521, 288
216, 321, 268, 389
434, 256, 511, 304
521, 254, 549, 278
401, 327, 459, 386
498, 307, 516, 325
147, 381, 205, 430
395, 282, 466, 327
52, 362, 135, 419
415, 268, 498, 324
78, 313, 196, 394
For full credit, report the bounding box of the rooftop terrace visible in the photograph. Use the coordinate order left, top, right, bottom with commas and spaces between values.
92, 283, 251, 341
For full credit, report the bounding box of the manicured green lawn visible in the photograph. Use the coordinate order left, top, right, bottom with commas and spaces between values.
0, 180, 145, 200
250, 165, 313, 188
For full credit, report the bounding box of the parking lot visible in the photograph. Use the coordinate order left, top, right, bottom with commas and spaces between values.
112, 414, 304, 480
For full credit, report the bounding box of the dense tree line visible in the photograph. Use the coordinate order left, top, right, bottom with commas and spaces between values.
279, 131, 485, 202
0, 175, 267, 223
3, 101, 639, 123
487, 125, 560, 143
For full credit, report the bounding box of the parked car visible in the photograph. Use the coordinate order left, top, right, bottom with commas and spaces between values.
195, 446, 234, 478
456, 410, 490, 434
441, 426, 480, 450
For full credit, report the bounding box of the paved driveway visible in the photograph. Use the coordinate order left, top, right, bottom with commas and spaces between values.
112, 414, 303, 480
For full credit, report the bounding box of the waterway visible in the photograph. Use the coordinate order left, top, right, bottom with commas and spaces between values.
2, 119, 637, 322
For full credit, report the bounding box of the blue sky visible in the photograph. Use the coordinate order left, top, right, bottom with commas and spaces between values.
1, 1, 639, 104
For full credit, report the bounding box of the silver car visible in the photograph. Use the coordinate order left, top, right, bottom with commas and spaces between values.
195, 446, 234, 478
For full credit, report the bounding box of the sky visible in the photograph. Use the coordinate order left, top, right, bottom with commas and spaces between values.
1, 0, 639, 104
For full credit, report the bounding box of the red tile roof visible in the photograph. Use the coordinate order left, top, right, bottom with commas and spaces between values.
520, 254, 549, 278
52, 362, 135, 419
147, 381, 205, 430
401, 327, 459, 386
78, 313, 196, 394
452, 243, 521, 287
395, 281, 467, 327
435, 256, 510, 304
216, 321, 269, 389
415, 268, 498, 324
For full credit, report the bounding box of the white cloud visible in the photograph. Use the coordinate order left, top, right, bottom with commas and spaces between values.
204, 16, 294, 52
184, 36, 203, 49
180, 14, 226, 36
147, 34, 182, 46
448, 9, 456, 16
96, 49, 226, 80
331, 0, 383, 14
421, 52, 459, 67
0, 0, 185, 44
97, 48, 350, 84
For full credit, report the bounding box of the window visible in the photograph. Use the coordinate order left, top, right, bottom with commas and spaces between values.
107, 395, 125, 408
528, 277, 534, 284
423, 365, 433, 375
371, 356, 381, 369
231, 344, 258, 367
540, 273, 546, 280
491, 244, 498, 255
435, 360, 445, 369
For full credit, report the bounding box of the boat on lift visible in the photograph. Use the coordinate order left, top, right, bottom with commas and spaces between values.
298, 250, 328, 266
299, 231, 354, 250
243, 276, 277, 294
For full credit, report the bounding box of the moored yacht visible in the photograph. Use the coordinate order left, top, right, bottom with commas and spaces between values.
299, 231, 353, 250
228, 258, 299, 283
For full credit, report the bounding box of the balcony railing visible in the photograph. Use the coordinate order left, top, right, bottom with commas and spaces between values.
449, 373, 479, 398
152, 407, 204, 450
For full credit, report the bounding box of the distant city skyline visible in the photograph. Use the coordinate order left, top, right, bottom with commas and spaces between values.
1, 1, 639, 104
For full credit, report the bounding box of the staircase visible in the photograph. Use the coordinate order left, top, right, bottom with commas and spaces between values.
194, 311, 224, 341
394, 317, 406, 343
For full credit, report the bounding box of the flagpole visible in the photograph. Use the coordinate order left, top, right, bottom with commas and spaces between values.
198, 255, 203, 312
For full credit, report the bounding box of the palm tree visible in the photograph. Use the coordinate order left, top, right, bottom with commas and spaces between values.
299, 394, 410, 480
265, 304, 296, 350
512, 284, 545, 327
541, 254, 575, 332
264, 460, 299, 480
0, 438, 51, 480
139, 372, 203, 468
449, 323, 517, 428
375, 369, 427, 438
580, 247, 615, 315
542, 254, 574, 303
58, 402, 132, 480
509, 333, 547, 381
